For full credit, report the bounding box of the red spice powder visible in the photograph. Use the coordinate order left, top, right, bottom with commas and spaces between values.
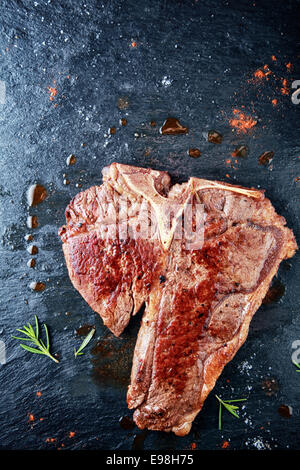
46, 437, 56, 443
222, 440, 230, 449
253, 65, 271, 81
271, 55, 277, 62
69, 432, 76, 438
48, 86, 57, 101
281, 79, 289, 95
254, 69, 265, 79
36, 391, 42, 398
28, 413, 35, 422
191, 442, 197, 449
286, 62, 293, 71
229, 109, 257, 133
272, 98, 278, 106
131, 41, 137, 48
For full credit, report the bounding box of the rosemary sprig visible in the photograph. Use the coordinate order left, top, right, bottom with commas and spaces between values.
292, 360, 300, 372
215, 395, 247, 430
74, 327, 96, 357
12, 315, 59, 363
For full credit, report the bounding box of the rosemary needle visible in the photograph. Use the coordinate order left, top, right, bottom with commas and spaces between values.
12, 315, 59, 363
74, 327, 96, 357
215, 395, 247, 430
292, 360, 300, 372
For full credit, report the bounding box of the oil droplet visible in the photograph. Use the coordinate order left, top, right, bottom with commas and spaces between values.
188, 148, 201, 158
27, 216, 38, 229
24, 234, 33, 241
207, 130, 223, 144
259, 151, 274, 166
27, 245, 38, 255
119, 416, 135, 430
232, 145, 249, 158
27, 259, 36, 268
278, 404, 293, 418
63, 179, 70, 185
66, 154, 77, 166
76, 324, 95, 336
160, 118, 188, 135
29, 281, 46, 292
27, 184, 47, 207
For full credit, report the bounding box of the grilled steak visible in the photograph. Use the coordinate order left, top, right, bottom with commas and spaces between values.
59, 163, 297, 435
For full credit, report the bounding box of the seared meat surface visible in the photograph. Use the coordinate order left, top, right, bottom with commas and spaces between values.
59, 163, 297, 435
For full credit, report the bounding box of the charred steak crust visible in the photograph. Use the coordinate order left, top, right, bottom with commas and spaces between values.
59, 163, 297, 435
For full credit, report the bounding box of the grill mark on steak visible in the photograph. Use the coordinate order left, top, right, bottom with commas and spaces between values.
59, 163, 297, 435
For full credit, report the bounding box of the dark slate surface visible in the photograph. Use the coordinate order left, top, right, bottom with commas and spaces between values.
0, 0, 299, 451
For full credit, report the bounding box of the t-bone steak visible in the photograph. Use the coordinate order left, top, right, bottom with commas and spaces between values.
59, 163, 297, 435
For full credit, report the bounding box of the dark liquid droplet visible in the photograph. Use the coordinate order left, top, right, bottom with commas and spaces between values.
132, 430, 148, 450
188, 148, 201, 158
262, 279, 285, 304
29, 281, 46, 292
278, 404, 292, 418
160, 118, 188, 135
66, 154, 77, 166
27, 184, 47, 207
27, 258, 36, 268
232, 145, 249, 158
27, 245, 38, 255
119, 416, 135, 430
259, 151, 274, 166
24, 234, 33, 241
76, 324, 95, 336
150, 120, 156, 127
120, 118, 127, 126
207, 130, 223, 144
27, 216, 38, 229
109, 127, 116, 135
